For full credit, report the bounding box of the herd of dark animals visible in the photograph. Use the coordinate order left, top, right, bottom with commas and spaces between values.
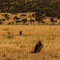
19, 31, 43, 53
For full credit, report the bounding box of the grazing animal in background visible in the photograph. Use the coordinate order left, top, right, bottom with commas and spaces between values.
34, 40, 43, 53
19, 31, 22, 35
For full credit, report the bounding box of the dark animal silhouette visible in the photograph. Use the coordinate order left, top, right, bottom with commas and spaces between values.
19, 31, 22, 35
34, 40, 43, 53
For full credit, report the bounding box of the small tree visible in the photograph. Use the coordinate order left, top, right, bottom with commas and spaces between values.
35, 13, 45, 25
4, 14, 10, 20
35, 16, 42, 25
22, 19, 27, 25
13, 16, 20, 20
50, 18, 57, 25
13, 16, 20, 24
21, 14, 26, 16
41, 20, 45, 25
16, 20, 21, 24
2, 19, 6, 22
29, 19, 35, 25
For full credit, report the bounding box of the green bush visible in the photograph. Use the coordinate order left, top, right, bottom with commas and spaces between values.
4, 14, 10, 20
13, 16, 20, 20
21, 14, 26, 16
22, 19, 27, 25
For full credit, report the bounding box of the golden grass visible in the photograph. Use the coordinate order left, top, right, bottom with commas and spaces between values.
0, 25, 60, 60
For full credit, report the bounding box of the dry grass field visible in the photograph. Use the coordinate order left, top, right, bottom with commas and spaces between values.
0, 25, 60, 60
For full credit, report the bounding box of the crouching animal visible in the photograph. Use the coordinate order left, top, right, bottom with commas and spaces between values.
19, 31, 22, 35
34, 40, 43, 53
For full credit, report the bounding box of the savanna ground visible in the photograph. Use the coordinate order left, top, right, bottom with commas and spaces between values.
0, 25, 60, 60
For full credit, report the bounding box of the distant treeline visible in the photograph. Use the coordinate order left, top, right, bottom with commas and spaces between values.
0, 0, 60, 18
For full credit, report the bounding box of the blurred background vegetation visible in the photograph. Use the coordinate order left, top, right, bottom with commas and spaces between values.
0, 0, 60, 18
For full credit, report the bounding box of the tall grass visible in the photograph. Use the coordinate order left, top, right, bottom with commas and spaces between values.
0, 25, 60, 60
